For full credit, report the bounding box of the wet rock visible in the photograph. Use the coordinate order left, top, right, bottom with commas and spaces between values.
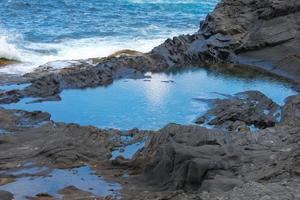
58, 186, 103, 200
0, 190, 14, 200
0, 93, 299, 199
0, 89, 24, 104
0, 109, 110, 168
123, 101, 300, 198
0, 58, 15, 67
294, 83, 300, 93
26, 95, 62, 104
281, 95, 300, 124
0, 108, 51, 131
195, 91, 280, 131
155, 0, 300, 80
0, 178, 15, 186
8, 53, 166, 103
0, 108, 152, 170
28, 193, 57, 200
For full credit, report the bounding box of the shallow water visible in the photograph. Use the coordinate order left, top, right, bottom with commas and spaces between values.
112, 141, 146, 159
0, 166, 120, 199
0, 128, 7, 135
0, 0, 219, 74
3, 68, 296, 130
0, 83, 30, 91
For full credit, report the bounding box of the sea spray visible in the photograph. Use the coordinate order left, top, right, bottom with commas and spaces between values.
0, 32, 22, 61
0, 0, 219, 74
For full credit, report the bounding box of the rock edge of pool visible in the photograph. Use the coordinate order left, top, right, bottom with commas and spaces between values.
0, 0, 300, 199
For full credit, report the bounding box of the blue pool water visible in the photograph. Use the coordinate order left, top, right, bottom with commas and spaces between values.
0, 166, 120, 199
0, 0, 219, 74
3, 68, 297, 130
112, 141, 146, 159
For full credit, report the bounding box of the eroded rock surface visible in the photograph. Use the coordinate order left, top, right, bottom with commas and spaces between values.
119, 94, 300, 199
155, 0, 300, 80
195, 91, 281, 131
0, 92, 300, 199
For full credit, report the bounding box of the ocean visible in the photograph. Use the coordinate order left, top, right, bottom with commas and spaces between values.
0, 0, 219, 74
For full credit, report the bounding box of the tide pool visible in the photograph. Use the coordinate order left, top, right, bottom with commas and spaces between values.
3, 68, 296, 130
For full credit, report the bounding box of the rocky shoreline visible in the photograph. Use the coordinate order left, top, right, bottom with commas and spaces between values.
0, 90, 299, 199
0, 0, 300, 199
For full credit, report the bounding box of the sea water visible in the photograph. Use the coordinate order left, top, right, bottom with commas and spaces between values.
0, 0, 219, 74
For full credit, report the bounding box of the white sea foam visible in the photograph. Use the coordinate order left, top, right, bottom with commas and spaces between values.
128, 0, 218, 5
0, 33, 22, 61
0, 28, 196, 75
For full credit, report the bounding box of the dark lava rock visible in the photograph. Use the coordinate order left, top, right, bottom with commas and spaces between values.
0, 190, 14, 200
0, 108, 120, 169
58, 186, 104, 200
27, 193, 57, 200
122, 118, 300, 199
195, 91, 280, 131
0, 89, 24, 104
281, 94, 300, 124
154, 0, 300, 80
0, 94, 299, 199
294, 83, 300, 92
0, 108, 51, 131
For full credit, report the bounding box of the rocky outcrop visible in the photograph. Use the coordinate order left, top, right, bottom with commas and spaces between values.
195, 91, 281, 131
0, 93, 300, 199
0, 191, 14, 200
120, 95, 300, 199
154, 0, 300, 81
0, 58, 17, 67
0, 108, 148, 169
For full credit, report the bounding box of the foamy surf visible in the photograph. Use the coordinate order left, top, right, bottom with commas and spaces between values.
0, 29, 195, 75
0, 0, 220, 75
0, 34, 22, 61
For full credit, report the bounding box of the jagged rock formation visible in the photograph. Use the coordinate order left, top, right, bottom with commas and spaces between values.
195, 91, 281, 131
120, 93, 300, 199
155, 0, 300, 80
0, 92, 299, 199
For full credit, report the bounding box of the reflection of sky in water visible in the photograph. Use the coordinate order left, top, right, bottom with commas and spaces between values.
0, 128, 7, 135
3, 68, 297, 130
112, 141, 145, 160
0, 83, 30, 91
6, 166, 48, 176
0, 166, 120, 199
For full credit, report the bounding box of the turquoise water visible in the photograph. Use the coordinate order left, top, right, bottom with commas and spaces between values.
0, 0, 219, 74
4, 68, 296, 130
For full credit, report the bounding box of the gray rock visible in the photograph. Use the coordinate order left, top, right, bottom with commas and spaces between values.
195, 91, 280, 131
0, 191, 14, 200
